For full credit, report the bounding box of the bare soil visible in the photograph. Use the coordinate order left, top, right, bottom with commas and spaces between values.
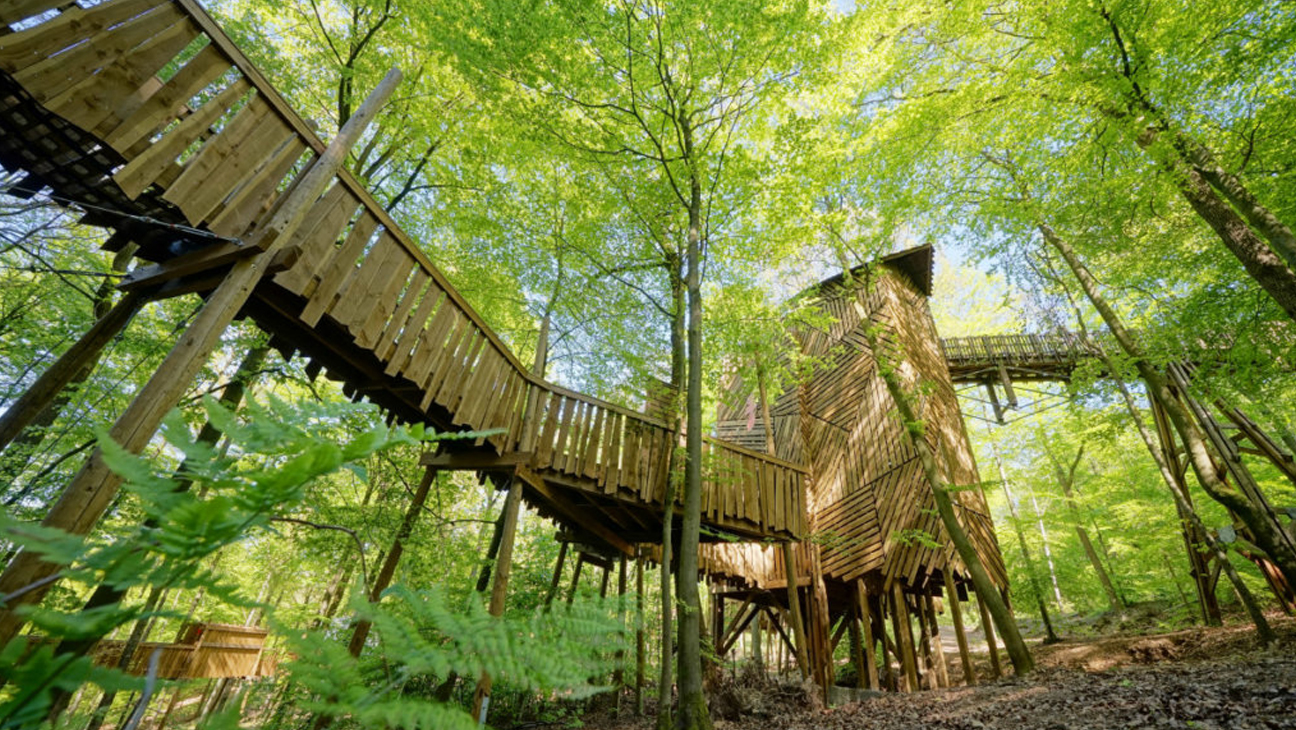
580, 614, 1296, 730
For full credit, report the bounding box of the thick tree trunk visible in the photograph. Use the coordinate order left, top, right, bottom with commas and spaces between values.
1134, 137, 1296, 320
1041, 223, 1296, 593
1175, 135, 1296, 272
1042, 225, 1278, 643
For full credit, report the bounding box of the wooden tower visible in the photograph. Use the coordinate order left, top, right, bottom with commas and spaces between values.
703, 245, 1008, 692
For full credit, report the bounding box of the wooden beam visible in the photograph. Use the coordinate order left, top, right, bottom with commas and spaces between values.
781, 541, 811, 680
854, 580, 879, 691
516, 465, 634, 556
542, 540, 568, 608
890, 583, 919, 692
976, 591, 1002, 680
997, 363, 1018, 408
419, 451, 532, 470
471, 477, 523, 722
118, 239, 267, 292
946, 583, 976, 686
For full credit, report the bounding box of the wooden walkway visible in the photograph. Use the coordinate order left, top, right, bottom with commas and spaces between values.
0, 0, 804, 547
940, 332, 1106, 384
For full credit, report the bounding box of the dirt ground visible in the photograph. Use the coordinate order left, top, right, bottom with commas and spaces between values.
581, 614, 1296, 730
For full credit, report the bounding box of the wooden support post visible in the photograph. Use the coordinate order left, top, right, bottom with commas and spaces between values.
471, 477, 524, 723
915, 588, 936, 689
347, 467, 438, 657
614, 554, 628, 714
0, 291, 144, 452
997, 363, 1018, 409
976, 591, 1002, 679
543, 540, 569, 607
874, 595, 897, 691
924, 590, 949, 689
890, 584, 919, 692
853, 580, 879, 690
566, 553, 586, 605
781, 541, 811, 679
599, 562, 611, 598
947, 583, 976, 686
0, 69, 403, 645
807, 545, 833, 699
985, 380, 1005, 424
634, 554, 645, 716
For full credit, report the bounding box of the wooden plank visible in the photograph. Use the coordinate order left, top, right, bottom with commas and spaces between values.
206, 136, 308, 238
0, 0, 159, 72
173, 107, 294, 225
162, 94, 274, 219
299, 213, 380, 326
419, 451, 531, 470
434, 331, 486, 412
102, 43, 232, 151
459, 349, 505, 428
17, 3, 186, 103
422, 319, 475, 403
384, 281, 444, 373
419, 315, 472, 399
400, 299, 458, 384
355, 253, 417, 349
582, 406, 605, 480
0, 0, 71, 27
47, 17, 201, 133
113, 78, 251, 198
274, 185, 362, 294
534, 392, 563, 468
370, 268, 428, 357
552, 398, 579, 474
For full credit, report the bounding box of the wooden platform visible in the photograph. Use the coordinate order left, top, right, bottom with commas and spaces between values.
0, 0, 805, 547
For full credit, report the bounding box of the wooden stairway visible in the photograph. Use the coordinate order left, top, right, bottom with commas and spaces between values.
0, 0, 805, 546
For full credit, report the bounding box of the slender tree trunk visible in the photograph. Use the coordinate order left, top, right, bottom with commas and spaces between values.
1041, 225, 1277, 643
1041, 223, 1296, 593
657, 258, 687, 730
856, 290, 1034, 675
675, 122, 712, 728
1044, 445, 1122, 612
1024, 483, 1065, 612
992, 449, 1059, 643
1176, 134, 1296, 272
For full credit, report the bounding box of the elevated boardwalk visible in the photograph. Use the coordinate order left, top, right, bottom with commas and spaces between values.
0, 0, 804, 547
941, 332, 1105, 384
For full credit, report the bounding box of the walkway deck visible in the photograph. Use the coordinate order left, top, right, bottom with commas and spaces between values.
0, 0, 804, 547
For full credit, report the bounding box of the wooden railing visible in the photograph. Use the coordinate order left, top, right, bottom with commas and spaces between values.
0, 0, 805, 539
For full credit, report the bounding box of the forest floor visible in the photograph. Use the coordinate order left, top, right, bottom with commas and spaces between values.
579, 612, 1296, 730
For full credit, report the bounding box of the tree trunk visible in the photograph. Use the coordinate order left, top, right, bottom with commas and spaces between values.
992, 449, 1059, 643
1042, 224, 1278, 644
656, 254, 687, 730
857, 291, 1034, 676
1176, 134, 1296, 272
1041, 223, 1296, 594
675, 120, 712, 728
1132, 135, 1296, 320
1045, 445, 1122, 612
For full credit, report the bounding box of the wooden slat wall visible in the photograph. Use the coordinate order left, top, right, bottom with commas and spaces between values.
0, 0, 804, 542
703, 264, 1009, 590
